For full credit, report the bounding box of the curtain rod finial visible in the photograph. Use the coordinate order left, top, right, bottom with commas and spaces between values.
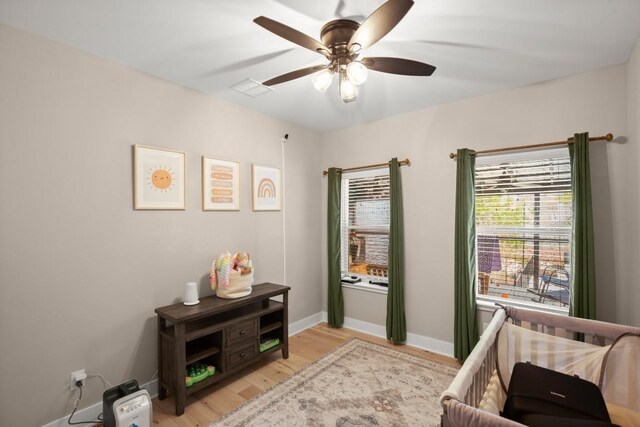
605, 133, 613, 141
449, 152, 456, 159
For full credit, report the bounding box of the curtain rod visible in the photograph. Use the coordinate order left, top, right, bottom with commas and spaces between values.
448, 133, 614, 159
322, 158, 410, 176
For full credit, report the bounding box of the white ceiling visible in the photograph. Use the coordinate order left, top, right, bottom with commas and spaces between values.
1, 0, 639, 132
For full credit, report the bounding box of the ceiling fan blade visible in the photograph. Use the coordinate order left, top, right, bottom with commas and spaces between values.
361, 57, 436, 76
254, 16, 329, 56
263, 65, 327, 86
348, 0, 414, 51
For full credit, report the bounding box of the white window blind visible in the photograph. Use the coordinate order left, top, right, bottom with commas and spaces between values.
475, 149, 572, 309
341, 170, 390, 280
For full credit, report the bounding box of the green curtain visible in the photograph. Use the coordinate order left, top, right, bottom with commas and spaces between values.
327, 167, 344, 327
387, 158, 407, 343
568, 133, 596, 319
454, 148, 478, 361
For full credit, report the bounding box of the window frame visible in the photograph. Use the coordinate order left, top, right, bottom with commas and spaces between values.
340, 168, 390, 294
474, 148, 572, 314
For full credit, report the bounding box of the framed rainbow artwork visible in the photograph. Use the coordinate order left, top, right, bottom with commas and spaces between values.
133, 144, 186, 210
251, 164, 281, 211
202, 157, 240, 211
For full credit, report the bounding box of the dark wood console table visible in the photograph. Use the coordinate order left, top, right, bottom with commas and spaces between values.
155, 282, 290, 415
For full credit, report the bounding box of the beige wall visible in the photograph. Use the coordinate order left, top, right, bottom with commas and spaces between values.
620, 38, 640, 327
0, 24, 321, 426
320, 63, 633, 346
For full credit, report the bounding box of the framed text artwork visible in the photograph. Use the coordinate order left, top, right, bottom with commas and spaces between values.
133, 145, 186, 210
251, 164, 281, 211
202, 157, 240, 211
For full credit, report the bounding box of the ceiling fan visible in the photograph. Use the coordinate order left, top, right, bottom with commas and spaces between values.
253, 0, 436, 103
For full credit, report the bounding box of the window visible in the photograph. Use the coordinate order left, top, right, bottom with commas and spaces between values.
475, 148, 572, 311
341, 169, 390, 292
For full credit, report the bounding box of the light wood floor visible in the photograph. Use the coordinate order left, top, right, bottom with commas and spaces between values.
152, 323, 460, 426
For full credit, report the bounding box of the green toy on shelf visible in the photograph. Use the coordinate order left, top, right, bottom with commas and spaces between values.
185, 363, 215, 387
260, 338, 280, 353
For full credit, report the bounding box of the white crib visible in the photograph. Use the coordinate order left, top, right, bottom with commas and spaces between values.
440, 306, 640, 427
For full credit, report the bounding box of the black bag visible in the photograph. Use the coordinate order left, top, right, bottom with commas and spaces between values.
502, 362, 615, 426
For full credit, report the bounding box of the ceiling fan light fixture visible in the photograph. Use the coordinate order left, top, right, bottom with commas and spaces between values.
312, 68, 334, 93
339, 71, 358, 103
346, 60, 368, 85
254, 0, 435, 104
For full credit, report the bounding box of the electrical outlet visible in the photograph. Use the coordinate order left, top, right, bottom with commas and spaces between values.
70, 369, 87, 390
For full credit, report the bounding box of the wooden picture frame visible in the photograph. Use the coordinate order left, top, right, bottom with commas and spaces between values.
202, 157, 240, 211
251, 164, 281, 211
133, 144, 186, 210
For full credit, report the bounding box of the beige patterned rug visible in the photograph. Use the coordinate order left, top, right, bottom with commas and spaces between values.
211, 338, 458, 427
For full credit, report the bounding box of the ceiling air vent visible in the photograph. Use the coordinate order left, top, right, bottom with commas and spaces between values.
230, 79, 274, 98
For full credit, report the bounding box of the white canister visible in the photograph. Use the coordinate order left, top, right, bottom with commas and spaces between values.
183, 282, 199, 305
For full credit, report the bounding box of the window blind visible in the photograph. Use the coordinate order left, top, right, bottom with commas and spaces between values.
475, 150, 572, 308
341, 171, 390, 278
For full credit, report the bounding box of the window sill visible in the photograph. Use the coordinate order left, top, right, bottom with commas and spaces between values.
342, 282, 388, 295
476, 296, 569, 316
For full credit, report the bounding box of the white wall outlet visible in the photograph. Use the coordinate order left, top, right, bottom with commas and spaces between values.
70, 369, 87, 390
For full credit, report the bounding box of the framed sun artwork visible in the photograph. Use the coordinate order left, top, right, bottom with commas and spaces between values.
133, 145, 186, 210
202, 157, 240, 211
251, 164, 281, 211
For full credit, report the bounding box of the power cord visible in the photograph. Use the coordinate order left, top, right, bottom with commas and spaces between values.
67, 381, 102, 425
87, 372, 113, 388
67, 371, 114, 425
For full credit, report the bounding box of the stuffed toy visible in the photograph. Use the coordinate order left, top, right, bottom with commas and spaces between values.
234, 252, 253, 275
210, 251, 253, 290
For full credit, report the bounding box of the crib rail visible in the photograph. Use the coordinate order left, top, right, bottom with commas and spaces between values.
463, 339, 497, 408
440, 308, 506, 410
504, 306, 640, 346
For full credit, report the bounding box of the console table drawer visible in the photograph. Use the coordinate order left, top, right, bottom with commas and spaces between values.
226, 319, 258, 345
226, 342, 258, 367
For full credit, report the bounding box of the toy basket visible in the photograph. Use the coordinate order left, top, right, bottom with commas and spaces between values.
216, 269, 253, 299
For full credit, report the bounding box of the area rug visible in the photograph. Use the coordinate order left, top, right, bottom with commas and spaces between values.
211, 338, 458, 427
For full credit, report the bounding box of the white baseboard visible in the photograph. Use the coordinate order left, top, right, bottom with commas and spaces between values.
43, 311, 452, 426
288, 311, 324, 336
41, 379, 158, 427
321, 311, 454, 357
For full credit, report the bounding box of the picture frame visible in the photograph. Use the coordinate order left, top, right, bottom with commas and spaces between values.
133, 144, 186, 210
202, 157, 240, 211
251, 164, 282, 211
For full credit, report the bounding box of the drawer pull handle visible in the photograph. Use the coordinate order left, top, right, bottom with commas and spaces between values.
240, 352, 246, 358
239, 330, 246, 336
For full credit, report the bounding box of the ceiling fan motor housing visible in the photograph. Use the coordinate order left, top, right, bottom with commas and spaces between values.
320, 19, 360, 64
